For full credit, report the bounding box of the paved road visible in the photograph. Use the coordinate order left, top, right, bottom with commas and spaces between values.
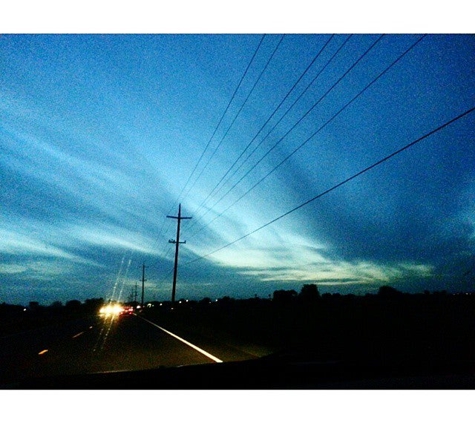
0, 312, 260, 386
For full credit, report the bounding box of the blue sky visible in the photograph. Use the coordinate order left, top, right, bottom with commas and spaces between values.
1, 33, 474, 305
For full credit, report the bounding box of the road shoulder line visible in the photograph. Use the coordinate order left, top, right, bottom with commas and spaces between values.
139, 316, 223, 363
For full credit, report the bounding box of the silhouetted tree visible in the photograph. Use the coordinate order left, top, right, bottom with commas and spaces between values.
65, 299, 81, 309
84, 298, 104, 313
85, 298, 104, 306
299, 284, 320, 304
377, 285, 402, 298
28, 301, 40, 311
272, 289, 297, 306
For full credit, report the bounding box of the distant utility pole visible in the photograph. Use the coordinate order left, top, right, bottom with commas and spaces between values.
167, 203, 192, 306
141, 263, 147, 308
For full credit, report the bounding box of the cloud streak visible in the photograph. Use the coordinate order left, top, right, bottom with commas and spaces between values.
1, 34, 474, 305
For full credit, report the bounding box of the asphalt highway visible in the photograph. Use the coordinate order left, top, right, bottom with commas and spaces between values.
0, 312, 262, 386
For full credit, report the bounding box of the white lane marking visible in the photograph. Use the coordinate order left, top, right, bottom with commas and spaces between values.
72, 331, 84, 339
141, 316, 223, 363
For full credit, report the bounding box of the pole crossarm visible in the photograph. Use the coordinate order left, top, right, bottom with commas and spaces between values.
169, 239, 186, 244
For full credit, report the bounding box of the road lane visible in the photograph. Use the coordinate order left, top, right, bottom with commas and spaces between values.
0, 316, 97, 384
140, 312, 275, 362
87, 313, 219, 372
1, 312, 229, 385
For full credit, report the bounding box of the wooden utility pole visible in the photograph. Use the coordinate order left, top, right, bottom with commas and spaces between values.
141, 263, 146, 308
167, 204, 192, 306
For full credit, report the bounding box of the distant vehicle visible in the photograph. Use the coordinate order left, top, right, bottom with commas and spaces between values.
99, 303, 125, 317
120, 306, 135, 316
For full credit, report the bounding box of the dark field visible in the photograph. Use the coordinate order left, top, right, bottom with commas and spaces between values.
3, 290, 475, 363
3, 290, 475, 388
142, 291, 475, 363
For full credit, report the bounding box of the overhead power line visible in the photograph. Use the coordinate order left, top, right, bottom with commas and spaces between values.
187, 35, 353, 235
174, 34, 266, 208
189, 35, 336, 223
187, 35, 286, 210
152, 35, 265, 265
189, 34, 389, 238
184, 104, 475, 266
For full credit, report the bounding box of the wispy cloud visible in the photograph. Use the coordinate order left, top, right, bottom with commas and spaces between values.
1, 34, 474, 305
240, 259, 433, 286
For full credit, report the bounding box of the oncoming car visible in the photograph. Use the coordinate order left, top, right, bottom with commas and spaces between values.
99, 303, 134, 317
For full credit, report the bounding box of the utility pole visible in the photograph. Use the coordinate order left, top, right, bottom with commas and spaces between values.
141, 263, 146, 308
167, 203, 192, 306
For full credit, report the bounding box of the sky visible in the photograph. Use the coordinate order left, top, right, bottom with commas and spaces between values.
1, 32, 474, 306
